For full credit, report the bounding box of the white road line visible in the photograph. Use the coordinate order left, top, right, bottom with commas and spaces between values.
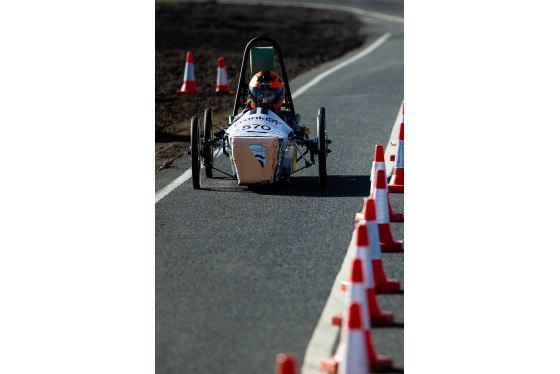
155, 169, 192, 204
155, 148, 221, 204
300, 3, 403, 24
292, 32, 391, 99
206, 0, 404, 24
155, 32, 392, 204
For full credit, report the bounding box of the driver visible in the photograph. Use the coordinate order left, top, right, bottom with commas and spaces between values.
232, 71, 298, 129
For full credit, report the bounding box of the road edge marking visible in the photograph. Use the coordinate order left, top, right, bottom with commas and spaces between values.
292, 33, 391, 99
155, 169, 192, 204
155, 148, 221, 204
300, 231, 357, 374
205, 0, 404, 24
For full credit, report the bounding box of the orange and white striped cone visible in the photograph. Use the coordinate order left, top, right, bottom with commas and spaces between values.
321, 301, 393, 373
177, 51, 198, 95
362, 197, 401, 293
334, 258, 370, 327
335, 229, 393, 326
375, 145, 404, 222
215, 57, 232, 93
388, 122, 404, 192
373, 169, 403, 252
275, 353, 297, 374
356, 145, 403, 222
390, 103, 403, 150
338, 302, 369, 374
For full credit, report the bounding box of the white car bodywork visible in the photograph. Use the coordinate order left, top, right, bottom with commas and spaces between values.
225, 107, 297, 184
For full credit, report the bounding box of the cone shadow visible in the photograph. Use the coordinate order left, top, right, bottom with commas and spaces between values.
378, 368, 404, 373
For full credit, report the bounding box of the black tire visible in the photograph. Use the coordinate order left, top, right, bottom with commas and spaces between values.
317, 112, 327, 188
190, 116, 201, 189
203, 108, 214, 178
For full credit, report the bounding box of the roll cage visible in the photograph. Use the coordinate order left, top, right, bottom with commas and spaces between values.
232, 36, 296, 117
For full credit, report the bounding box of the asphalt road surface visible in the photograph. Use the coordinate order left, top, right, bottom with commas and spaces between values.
156, 1, 404, 373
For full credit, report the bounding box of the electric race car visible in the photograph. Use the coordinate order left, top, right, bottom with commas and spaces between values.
189, 36, 331, 189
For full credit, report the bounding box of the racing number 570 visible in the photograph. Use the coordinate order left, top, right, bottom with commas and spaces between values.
242, 124, 271, 131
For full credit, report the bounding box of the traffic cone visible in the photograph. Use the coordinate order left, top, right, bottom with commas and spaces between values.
377, 145, 404, 222
275, 353, 297, 374
335, 232, 393, 327
177, 51, 198, 95
388, 122, 404, 192
338, 302, 369, 374
373, 169, 403, 252
361, 197, 401, 293
321, 302, 393, 373
390, 103, 403, 158
215, 57, 232, 93
356, 145, 403, 222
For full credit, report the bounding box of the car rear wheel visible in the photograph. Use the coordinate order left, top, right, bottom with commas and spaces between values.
203, 108, 214, 178
190, 116, 201, 189
317, 108, 327, 188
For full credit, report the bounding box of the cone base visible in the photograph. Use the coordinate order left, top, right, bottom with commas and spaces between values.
177, 82, 198, 95
380, 240, 403, 252
375, 279, 401, 294
364, 331, 394, 372
216, 86, 232, 94
320, 356, 338, 373
371, 311, 394, 327
369, 353, 393, 372
331, 312, 343, 326
331, 311, 394, 328
390, 212, 404, 222
321, 356, 394, 373
372, 259, 401, 293
378, 223, 402, 252
387, 184, 404, 193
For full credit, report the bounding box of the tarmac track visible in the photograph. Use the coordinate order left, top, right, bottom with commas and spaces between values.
155, 1, 404, 373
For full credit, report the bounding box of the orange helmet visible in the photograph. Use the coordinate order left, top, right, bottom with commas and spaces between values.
248, 71, 285, 111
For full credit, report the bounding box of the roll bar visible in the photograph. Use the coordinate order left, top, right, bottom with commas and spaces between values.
233, 36, 296, 116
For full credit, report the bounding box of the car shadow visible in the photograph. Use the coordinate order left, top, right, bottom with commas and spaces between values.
247, 175, 371, 197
